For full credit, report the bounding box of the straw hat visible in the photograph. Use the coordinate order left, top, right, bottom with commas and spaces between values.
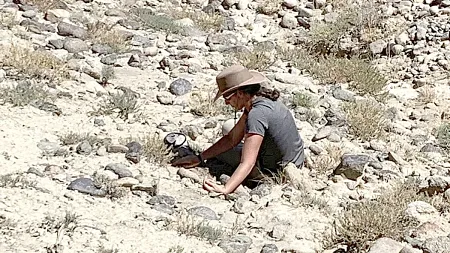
213, 65, 267, 102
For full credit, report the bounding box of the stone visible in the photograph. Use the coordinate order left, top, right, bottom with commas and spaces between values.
332, 88, 355, 102
419, 175, 450, 195
334, 154, 375, 180
57, 21, 87, 39
312, 126, 334, 141
107, 145, 129, 153
405, 201, 437, 223
283, 0, 299, 8
169, 78, 193, 96
67, 178, 106, 197
63, 38, 89, 53
218, 235, 252, 253
280, 13, 298, 29
177, 168, 201, 183
148, 195, 176, 207
368, 238, 404, 253
249, 183, 271, 197
116, 177, 139, 187
76, 140, 92, 155
421, 236, 450, 253
105, 163, 133, 178
187, 206, 218, 220
369, 39, 387, 54
261, 244, 278, 253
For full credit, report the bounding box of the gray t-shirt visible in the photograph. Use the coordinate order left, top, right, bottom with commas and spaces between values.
246, 97, 304, 170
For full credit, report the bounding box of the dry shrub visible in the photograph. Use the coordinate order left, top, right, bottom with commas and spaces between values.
58, 131, 104, 146
417, 86, 436, 104
342, 99, 387, 141
0, 44, 69, 81
0, 173, 37, 189
143, 133, 174, 165
91, 90, 140, 120
190, 89, 232, 117
92, 172, 128, 200
172, 212, 225, 243
292, 91, 314, 108
0, 11, 19, 29
231, 43, 277, 71
27, 0, 62, 12
0, 82, 54, 107
87, 22, 129, 53
130, 8, 184, 34
310, 144, 344, 175
168, 9, 224, 32
256, 0, 282, 15
435, 123, 450, 151
326, 181, 420, 251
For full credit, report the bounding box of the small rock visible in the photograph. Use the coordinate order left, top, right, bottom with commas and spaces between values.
143, 47, 158, 56
270, 224, 288, 240
421, 236, 450, 253
67, 178, 106, 197
132, 183, 158, 195
369, 39, 387, 55
283, 0, 299, 8
280, 13, 298, 29
125, 152, 140, 164
309, 144, 323, 155
107, 144, 129, 153
261, 244, 278, 253
187, 206, 218, 220
334, 154, 375, 180
157, 91, 175, 105
116, 177, 139, 187
27, 167, 44, 177
148, 195, 176, 207
169, 78, 193, 96
312, 126, 334, 141
405, 201, 437, 223
368, 237, 404, 253
177, 168, 201, 183
64, 38, 89, 53
218, 235, 252, 253
57, 21, 87, 39
76, 140, 92, 155
94, 118, 105, 126
249, 184, 271, 197
332, 88, 355, 102
96, 146, 107, 156
105, 163, 133, 178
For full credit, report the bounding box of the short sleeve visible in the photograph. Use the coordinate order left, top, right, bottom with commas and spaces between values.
246, 108, 268, 136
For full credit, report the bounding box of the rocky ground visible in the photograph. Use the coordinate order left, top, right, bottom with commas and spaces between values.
0, 0, 450, 252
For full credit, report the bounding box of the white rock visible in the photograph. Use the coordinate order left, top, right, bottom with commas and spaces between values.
283, 0, 299, 8
280, 13, 298, 29
186, 0, 209, 7
0, 69, 6, 81
368, 238, 404, 253
391, 44, 404, 55
369, 39, 387, 54
405, 201, 437, 223
223, 0, 239, 8
143, 47, 158, 57
396, 32, 410, 45
237, 0, 250, 10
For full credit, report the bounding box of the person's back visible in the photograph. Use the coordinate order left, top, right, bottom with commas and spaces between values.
246, 97, 304, 170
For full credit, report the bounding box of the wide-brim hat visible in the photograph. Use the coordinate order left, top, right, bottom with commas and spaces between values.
213, 65, 267, 102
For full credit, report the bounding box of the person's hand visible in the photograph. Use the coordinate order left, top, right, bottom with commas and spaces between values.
171, 155, 200, 168
203, 178, 229, 195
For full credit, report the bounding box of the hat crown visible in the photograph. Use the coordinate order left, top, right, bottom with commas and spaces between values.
216, 65, 254, 94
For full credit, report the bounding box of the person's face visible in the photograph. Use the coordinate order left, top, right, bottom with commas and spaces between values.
223, 90, 244, 110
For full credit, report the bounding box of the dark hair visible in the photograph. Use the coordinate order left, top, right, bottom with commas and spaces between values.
239, 83, 280, 101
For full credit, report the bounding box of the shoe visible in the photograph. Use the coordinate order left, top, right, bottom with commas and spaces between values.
164, 132, 187, 148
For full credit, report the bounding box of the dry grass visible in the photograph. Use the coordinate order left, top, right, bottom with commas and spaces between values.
168, 9, 224, 32
143, 133, 174, 165
310, 144, 344, 175
101, 65, 116, 86
417, 86, 436, 104
91, 90, 140, 120
231, 43, 277, 71
87, 22, 129, 53
58, 131, 104, 146
0, 44, 69, 81
189, 89, 232, 117
325, 179, 450, 251
92, 172, 128, 200
435, 123, 450, 151
27, 0, 62, 12
256, 0, 282, 15
292, 91, 314, 108
0, 82, 54, 107
342, 99, 387, 141
172, 212, 225, 243
0, 173, 37, 189
130, 8, 184, 34
0, 11, 19, 29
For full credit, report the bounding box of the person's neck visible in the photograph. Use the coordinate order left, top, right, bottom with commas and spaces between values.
244, 96, 256, 112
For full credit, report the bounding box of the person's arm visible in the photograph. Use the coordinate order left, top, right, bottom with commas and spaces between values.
223, 133, 263, 193
200, 113, 247, 160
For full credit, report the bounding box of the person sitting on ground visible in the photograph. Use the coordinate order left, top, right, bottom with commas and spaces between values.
171, 64, 305, 195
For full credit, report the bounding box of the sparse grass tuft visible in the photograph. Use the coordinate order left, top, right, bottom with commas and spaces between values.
168, 9, 224, 32
0, 82, 54, 107
435, 123, 450, 151
58, 131, 103, 146
27, 0, 62, 12
87, 22, 129, 53
0, 11, 19, 29
98, 245, 119, 253
91, 90, 140, 120
0, 215, 17, 235
256, 0, 282, 15
101, 65, 116, 86
143, 133, 174, 165
190, 90, 232, 117
167, 246, 184, 253
93, 172, 128, 200
342, 99, 387, 141
292, 91, 314, 108
0, 44, 69, 81
417, 86, 436, 105
0, 173, 37, 189
231, 43, 277, 71
172, 213, 225, 243
130, 8, 184, 34
325, 180, 446, 251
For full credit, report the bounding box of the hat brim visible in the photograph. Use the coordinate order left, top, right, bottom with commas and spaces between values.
213, 71, 266, 102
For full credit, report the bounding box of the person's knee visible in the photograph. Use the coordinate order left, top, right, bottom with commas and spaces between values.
222, 119, 236, 136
